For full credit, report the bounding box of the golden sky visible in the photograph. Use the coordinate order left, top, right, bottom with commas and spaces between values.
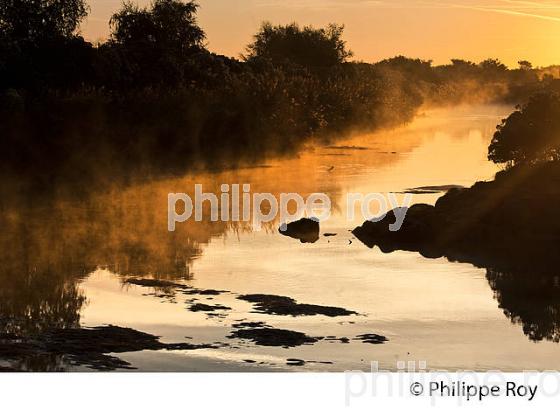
83, 0, 560, 67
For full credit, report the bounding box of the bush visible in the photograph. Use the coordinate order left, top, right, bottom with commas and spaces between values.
245, 22, 352, 69
488, 92, 560, 166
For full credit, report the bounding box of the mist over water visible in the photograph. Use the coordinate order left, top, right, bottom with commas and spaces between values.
3, 104, 560, 371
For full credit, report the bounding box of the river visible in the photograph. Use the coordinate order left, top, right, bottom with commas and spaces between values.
2, 103, 559, 371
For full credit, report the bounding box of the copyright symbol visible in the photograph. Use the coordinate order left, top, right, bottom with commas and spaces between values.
410, 382, 423, 396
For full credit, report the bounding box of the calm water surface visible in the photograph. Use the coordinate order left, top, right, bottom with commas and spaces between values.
3, 104, 559, 371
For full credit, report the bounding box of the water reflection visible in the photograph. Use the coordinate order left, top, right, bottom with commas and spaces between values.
487, 269, 560, 343
3, 104, 557, 371
0, 170, 341, 332
0, 205, 87, 337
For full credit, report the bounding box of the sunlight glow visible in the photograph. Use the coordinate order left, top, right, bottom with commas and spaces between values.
83, 0, 560, 66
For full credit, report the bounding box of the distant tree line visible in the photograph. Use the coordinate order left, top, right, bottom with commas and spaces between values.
0, 0, 558, 182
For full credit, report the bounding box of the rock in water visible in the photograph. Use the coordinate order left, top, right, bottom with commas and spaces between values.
238, 294, 357, 317
279, 218, 320, 243
228, 327, 319, 348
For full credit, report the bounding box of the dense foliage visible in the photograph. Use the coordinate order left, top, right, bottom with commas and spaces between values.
0, 0, 556, 180
106, 0, 206, 86
245, 22, 352, 69
489, 92, 560, 166
0, 0, 88, 42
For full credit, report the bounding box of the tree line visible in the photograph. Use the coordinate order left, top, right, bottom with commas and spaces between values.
0, 0, 558, 182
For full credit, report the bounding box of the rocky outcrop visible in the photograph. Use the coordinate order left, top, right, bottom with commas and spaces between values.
353, 162, 560, 274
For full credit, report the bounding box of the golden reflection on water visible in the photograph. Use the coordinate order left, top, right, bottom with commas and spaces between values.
3, 104, 560, 371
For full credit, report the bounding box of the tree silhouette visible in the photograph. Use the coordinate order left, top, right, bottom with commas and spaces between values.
245, 22, 352, 69
479, 58, 507, 72
107, 0, 205, 86
518, 60, 533, 71
489, 92, 560, 165
0, 0, 92, 91
0, 0, 88, 44
478, 58, 508, 82
110, 0, 204, 52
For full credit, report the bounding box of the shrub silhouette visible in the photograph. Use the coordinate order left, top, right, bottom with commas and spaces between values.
0, 0, 88, 44
245, 22, 352, 69
518, 60, 533, 71
489, 92, 560, 166
0, 0, 93, 91
107, 0, 206, 86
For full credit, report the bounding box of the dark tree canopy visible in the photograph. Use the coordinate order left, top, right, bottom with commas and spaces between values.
451, 59, 476, 68
110, 0, 205, 54
376, 56, 435, 79
0, 0, 88, 43
518, 60, 533, 71
489, 92, 560, 165
479, 58, 507, 71
107, 0, 206, 86
245, 22, 352, 68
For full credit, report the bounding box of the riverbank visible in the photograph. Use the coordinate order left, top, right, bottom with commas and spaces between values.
353, 161, 560, 274
0, 61, 526, 186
